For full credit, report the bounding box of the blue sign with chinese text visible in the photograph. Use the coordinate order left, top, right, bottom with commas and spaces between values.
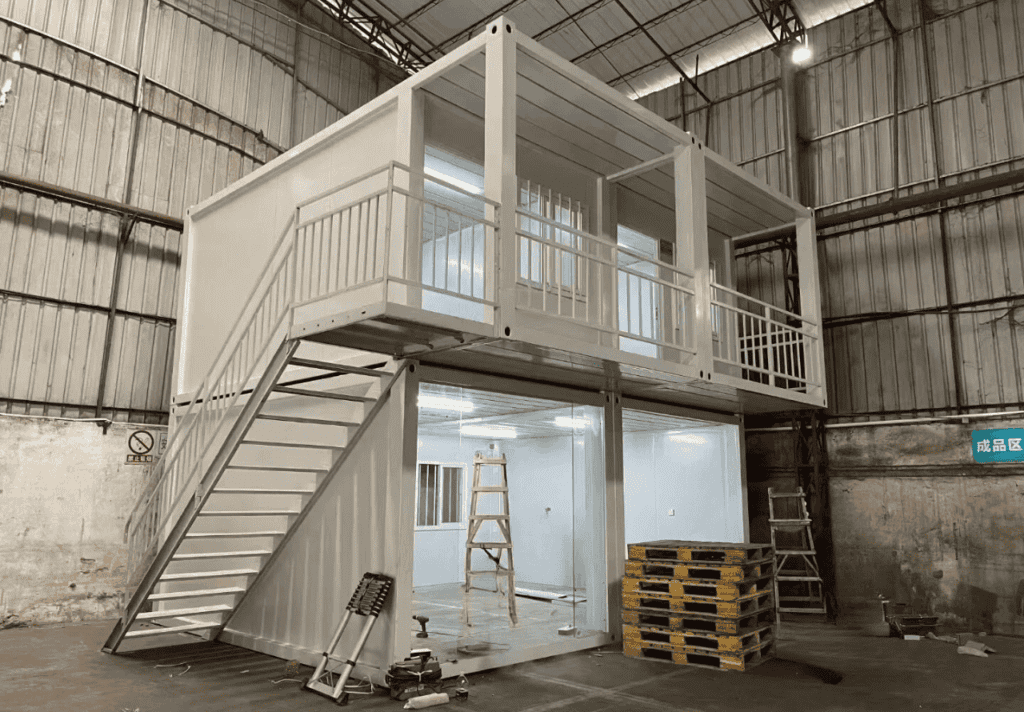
972, 428, 1024, 463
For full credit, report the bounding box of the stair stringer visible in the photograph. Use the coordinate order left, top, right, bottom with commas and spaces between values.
102, 339, 302, 653
216, 360, 419, 683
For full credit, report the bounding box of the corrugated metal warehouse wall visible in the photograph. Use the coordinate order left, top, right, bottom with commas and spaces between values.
639, 0, 1024, 419
0, 0, 401, 423
641, 0, 1024, 632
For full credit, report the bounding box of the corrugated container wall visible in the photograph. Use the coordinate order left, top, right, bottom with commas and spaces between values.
0, 0, 402, 423
638, 0, 1024, 420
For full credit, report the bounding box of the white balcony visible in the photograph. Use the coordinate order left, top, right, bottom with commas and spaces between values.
176, 18, 824, 415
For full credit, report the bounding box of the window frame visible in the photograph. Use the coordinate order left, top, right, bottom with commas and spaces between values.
414, 461, 468, 531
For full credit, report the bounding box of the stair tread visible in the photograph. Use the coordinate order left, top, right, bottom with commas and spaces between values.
777, 575, 823, 581
125, 622, 220, 638
160, 568, 259, 581
776, 549, 817, 555
240, 439, 341, 449
467, 542, 513, 548
172, 550, 273, 560
469, 514, 510, 520
184, 531, 285, 538
137, 604, 234, 620
473, 486, 508, 492
289, 357, 390, 377
148, 587, 246, 600
272, 385, 374, 402
254, 413, 359, 427
213, 488, 315, 495
198, 509, 300, 516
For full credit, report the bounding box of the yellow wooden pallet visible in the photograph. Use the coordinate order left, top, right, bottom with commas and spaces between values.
622, 574, 773, 601
623, 637, 775, 672
628, 540, 773, 565
622, 623, 773, 653
624, 558, 773, 582
621, 605, 775, 635
622, 591, 773, 618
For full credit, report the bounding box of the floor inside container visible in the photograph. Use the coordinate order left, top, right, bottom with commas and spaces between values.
410, 581, 597, 662
4, 613, 1023, 711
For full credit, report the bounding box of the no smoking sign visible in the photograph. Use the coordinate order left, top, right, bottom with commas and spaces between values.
126, 429, 155, 464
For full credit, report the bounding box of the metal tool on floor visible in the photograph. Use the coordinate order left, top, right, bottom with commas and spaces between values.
413, 614, 430, 638
464, 453, 517, 624
768, 488, 826, 625
307, 572, 393, 705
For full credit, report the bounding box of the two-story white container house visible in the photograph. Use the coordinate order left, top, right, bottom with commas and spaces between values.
103, 17, 823, 683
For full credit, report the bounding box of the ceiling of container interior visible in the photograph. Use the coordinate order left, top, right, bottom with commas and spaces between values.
314, 0, 872, 99
422, 47, 681, 182
418, 382, 722, 439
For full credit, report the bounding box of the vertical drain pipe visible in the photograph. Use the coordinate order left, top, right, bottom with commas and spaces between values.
780, 47, 802, 205
95, 0, 151, 420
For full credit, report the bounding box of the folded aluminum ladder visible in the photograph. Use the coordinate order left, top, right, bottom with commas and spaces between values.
306, 572, 393, 705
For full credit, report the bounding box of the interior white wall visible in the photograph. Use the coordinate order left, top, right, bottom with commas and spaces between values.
502, 435, 574, 588
623, 424, 744, 546
412, 434, 478, 587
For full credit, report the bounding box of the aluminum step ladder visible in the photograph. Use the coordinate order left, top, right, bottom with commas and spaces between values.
464, 453, 517, 625
102, 341, 408, 653
768, 487, 827, 624
306, 572, 393, 704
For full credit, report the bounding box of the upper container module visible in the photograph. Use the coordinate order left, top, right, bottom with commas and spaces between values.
176, 17, 825, 415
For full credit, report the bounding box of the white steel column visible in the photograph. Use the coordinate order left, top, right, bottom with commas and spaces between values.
485, 18, 518, 337
386, 360, 420, 666
795, 211, 824, 402
603, 391, 625, 641
595, 177, 618, 346
675, 141, 713, 377
392, 88, 425, 308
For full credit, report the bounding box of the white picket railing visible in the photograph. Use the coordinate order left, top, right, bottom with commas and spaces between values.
121, 162, 498, 605
711, 282, 819, 392
515, 207, 696, 360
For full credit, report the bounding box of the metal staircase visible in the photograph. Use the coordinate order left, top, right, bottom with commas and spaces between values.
102, 341, 407, 653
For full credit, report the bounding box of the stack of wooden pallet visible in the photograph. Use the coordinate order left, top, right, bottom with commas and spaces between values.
622, 540, 777, 672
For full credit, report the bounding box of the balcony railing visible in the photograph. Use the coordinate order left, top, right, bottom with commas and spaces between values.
711, 283, 820, 392
515, 207, 696, 363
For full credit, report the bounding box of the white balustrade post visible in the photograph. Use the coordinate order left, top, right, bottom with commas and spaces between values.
393, 88, 425, 309
485, 17, 518, 338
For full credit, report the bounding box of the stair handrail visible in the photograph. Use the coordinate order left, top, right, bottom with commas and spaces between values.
122, 213, 298, 587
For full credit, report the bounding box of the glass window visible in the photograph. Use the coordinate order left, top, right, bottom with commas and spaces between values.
416, 462, 464, 528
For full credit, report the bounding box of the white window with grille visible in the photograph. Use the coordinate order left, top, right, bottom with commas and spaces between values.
415, 462, 466, 529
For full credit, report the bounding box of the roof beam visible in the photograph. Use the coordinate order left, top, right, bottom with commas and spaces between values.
610, 0, 711, 104
533, 0, 614, 42
745, 0, 807, 46
425, 0, 533, 56
315, 0, 434, 72
570, 0, 708, 65
603, 15, 760, 90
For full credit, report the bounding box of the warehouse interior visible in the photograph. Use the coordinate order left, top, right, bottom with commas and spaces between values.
2, 0, 1024, 710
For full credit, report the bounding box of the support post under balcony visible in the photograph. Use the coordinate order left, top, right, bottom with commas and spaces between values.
485, 18, 518, 337
675, 142, 713, 378
795, 212, 824, 401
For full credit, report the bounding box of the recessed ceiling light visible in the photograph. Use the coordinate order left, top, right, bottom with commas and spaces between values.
425, 166, 483, 195
418, 394, 474, 412
460, 424, 517, 439
554, 416, 591, 429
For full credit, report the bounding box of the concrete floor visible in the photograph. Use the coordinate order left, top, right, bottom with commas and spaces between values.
2, 616, 1023, 712
412, 582, 598, 663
